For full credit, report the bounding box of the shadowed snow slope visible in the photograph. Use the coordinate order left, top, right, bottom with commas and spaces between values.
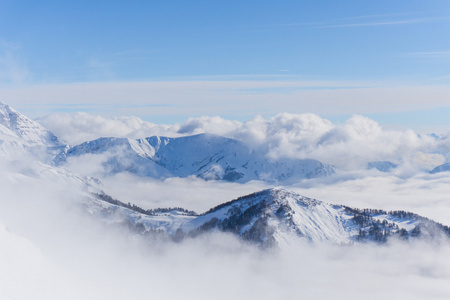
367, 161, 398, 172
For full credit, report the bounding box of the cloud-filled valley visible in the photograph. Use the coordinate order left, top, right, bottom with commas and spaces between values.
3, 159, 450, 300
3, 165, 450, 300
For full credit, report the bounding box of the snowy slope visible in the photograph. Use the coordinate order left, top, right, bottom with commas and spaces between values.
55, 133, 335, 182
180, 188, 356, 247
179, 188, 427, 247
145, 134, 252, 180
54, 137, 171, 177
0, 102, 62, 160
0, 102, 60, 147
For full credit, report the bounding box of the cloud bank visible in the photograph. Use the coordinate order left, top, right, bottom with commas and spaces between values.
39, 112, 449, 172
38, 112, 182, 145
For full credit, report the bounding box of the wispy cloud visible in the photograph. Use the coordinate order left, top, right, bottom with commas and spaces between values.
0, 41, 30, 85
317, 18, 430, 28
85, 58, 116, 80
405, 51, 450, 60
272, 13, 447, 30
341, 12, 417, 21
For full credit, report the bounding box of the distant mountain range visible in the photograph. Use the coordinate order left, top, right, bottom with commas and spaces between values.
54, 134, 335, 182
2, 102, 450, 180
0, 102, 335, 182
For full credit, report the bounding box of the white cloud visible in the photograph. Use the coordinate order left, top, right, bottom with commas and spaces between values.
174, 113, 444, 171
100, 173, 269, 213
318, 18, 431, 28
39, 111, 449, 173
178, 116, 242, 136
413, 152, 446, 170
291, 173, 450, 225
37, 112, 181, 145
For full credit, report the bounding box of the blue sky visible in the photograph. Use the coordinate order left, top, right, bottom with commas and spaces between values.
0, 0, 450, 131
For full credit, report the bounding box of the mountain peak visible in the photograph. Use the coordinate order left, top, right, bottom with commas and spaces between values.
258, 187, 320, 206
0, 102, 61, 147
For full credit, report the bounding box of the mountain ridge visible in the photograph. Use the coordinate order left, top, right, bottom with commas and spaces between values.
87, 187, 450, 248
54, 133, 336, 183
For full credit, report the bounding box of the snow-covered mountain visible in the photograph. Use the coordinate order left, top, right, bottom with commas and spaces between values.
54, 134, 335, 182
0, 102, 61, 159
0, 102, 60, 147
87, 188, 450, 248
367, 161, 398, 172
430, 162, 450, 174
